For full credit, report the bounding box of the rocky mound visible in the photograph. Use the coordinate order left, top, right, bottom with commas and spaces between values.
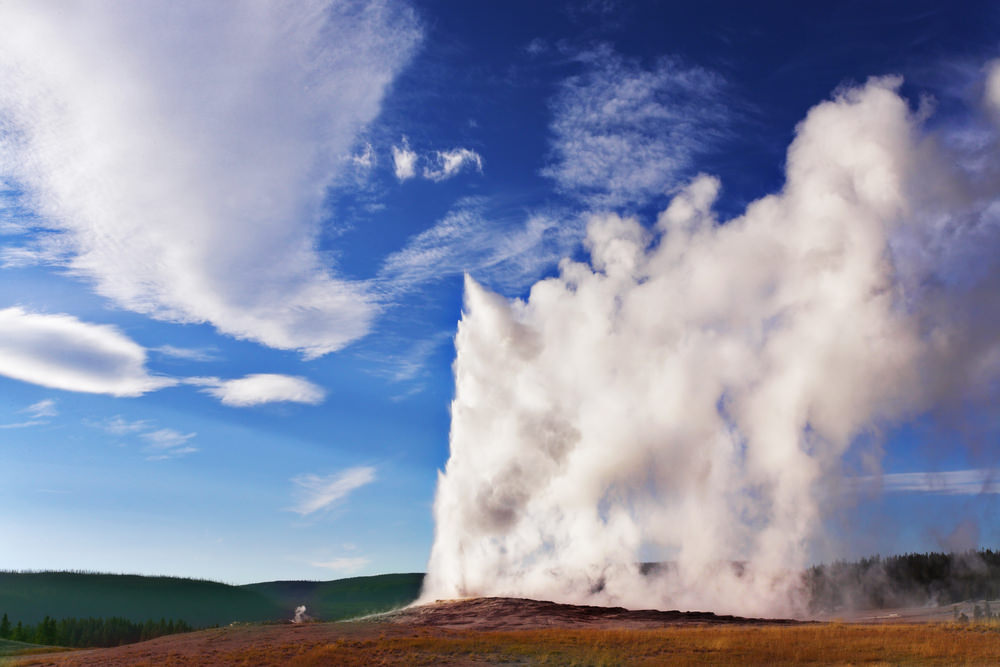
383, 596, 803, 631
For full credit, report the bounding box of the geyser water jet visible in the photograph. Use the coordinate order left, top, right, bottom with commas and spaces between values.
424, 70, 1000, 617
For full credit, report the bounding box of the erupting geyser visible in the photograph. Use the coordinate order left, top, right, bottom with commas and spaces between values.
423, 69, 1000, 617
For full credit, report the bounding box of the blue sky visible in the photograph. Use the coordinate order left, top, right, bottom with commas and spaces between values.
1, 1, 1000, 585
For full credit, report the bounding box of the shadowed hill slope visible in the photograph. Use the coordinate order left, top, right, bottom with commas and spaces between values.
0, 571, 425, 628
242, 572, 425, 620
0, 572, 282, 627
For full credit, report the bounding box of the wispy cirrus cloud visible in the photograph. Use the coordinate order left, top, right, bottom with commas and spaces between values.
93, 416, 197, 461
863, 469, 1000, 495
97, 416, 151, 436
310, 556, 370, 573
378, 199, 580, 295
0, 1, 421, 359
151, 345, 219, 363
543, 44, 731, 209
290, 466, 376, 516
141, 428, 197, 461
23, 398, 57, 419
0, 398, 58, 429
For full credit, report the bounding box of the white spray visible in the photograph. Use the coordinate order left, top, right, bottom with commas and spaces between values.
424, 71, 1000, 617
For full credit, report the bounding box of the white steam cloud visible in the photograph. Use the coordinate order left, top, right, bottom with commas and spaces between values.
424, 70, 1000, 617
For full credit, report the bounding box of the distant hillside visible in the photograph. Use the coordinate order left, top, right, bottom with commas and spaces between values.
0, 572, 282, 627
0, 571, 425, 628
243, 573, 425, 621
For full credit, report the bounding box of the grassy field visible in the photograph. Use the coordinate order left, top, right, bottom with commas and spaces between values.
12, 620, 1000, 666
0, 571, 423, 628
287, 623, 1000, 666
0, 637, 73, 661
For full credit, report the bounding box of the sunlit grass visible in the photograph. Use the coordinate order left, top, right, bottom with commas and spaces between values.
16, 621, 1000, 665
287, 623, 1000, 666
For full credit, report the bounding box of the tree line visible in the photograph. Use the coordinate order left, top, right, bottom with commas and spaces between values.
806, 549, 1000, 611
0, 613, 193, 647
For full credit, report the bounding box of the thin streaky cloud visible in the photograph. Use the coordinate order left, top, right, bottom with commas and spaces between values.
0, 398, 59, 429
377, 200, 581, 295
310, 557, 370, 573
151, 345, 220, 363
868, 469, 1000, 495
291, 466, 376, 516
22, 398, 57, 419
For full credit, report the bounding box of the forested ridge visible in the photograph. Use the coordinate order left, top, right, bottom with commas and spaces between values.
806, 550, 1000, 611
0, 612, 192, 648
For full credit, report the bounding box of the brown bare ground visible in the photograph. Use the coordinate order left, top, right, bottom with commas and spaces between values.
10, 597, 1000, 666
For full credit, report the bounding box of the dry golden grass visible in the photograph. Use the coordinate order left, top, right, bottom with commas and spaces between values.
17, 620, 1000, 666
287, 623, 1000, 666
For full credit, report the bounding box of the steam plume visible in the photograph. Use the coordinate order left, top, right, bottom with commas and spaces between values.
424, 70, 1000, 616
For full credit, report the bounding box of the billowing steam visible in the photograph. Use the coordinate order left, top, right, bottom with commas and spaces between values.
293, 605, 311, 623
423, 69, 1000, 617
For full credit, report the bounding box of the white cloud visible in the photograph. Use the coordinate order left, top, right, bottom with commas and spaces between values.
0, 307, 176, 396
141, 428, 197, 461
392, 137, 419, 181
194, 373, 326, 407
23, 398, 57, 419
868, 469, 1000, 495
310, 556, 369, 573
0, 2, 421, 358
351, 142, 377, 170
388, 332, 454, 382
92, 416, 197, 460
543, 44, 729, 208
151, 345, 219, 363
0, 307, 311, 407
378, 200, 581, 294
423, 148, 484, 182
0, 397, 58, 429
98, 416, 151, 436
987, 59, 1000, 120
391, 139, 483, 183
291, 466, 376, 516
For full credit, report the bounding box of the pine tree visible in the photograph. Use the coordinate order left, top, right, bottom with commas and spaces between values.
0, 613, 10, 639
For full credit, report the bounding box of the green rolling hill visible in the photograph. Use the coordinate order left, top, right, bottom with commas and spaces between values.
243, 572, 425, 621
0, 571, 425, 628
